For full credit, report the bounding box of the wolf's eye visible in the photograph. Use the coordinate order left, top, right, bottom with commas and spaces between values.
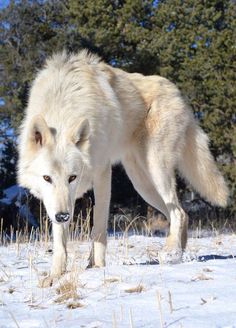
43, 175, 52, 183
68, 175, 77, 183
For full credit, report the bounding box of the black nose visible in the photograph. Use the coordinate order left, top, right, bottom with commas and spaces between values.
55, 212, 70, 223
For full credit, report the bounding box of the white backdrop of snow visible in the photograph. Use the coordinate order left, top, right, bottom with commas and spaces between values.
0, 233, 236, 328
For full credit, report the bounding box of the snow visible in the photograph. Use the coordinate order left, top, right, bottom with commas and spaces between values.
0, 232, 236, 328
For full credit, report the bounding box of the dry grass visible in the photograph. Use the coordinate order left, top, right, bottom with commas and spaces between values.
55, 279, 79, 303
191, 273, 213, 281
66, 301, 84, 309
0, 205, 234, 317
0, 210, 235, 328
203, 267, 213, 273
104, 277, 120, 284
0, 205, 93, 248
1, 199, 234, 251
124, 284, 144, 293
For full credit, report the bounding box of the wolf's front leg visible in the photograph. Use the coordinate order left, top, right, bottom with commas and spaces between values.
88, 165, 111, 268
51, 223, 68, 276
39, 223, 68, 287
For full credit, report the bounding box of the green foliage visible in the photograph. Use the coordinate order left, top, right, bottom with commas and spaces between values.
0, 138, 17, 189
0, 0, 68, 127
0, 0, 235, 215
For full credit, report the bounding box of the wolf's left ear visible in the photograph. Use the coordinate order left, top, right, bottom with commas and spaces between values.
71, 119, 90, 151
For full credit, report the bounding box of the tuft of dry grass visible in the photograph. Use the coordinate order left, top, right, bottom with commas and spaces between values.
8, 287, 15, 294
203, 267, 213, 273
55, 279, 79, 303
191, 273, 213, 281
66, 301, 84, 309
124, 284, 144, 293
104, 277, 120, 284
28, 304, 47, 310
156, 291, 164, 328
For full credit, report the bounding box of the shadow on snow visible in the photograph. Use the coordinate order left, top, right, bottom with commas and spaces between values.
123, 254, 235, 266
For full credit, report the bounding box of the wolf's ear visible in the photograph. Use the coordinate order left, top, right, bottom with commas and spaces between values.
70, 119, 90, 150
27, 115, 53, 152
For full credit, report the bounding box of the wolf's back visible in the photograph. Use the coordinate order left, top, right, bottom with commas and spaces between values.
178, 123, 229, 207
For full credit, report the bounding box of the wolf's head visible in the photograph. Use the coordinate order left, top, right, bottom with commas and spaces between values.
18, 115, 92, 224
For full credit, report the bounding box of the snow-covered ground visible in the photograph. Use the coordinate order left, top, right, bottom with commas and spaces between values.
0, 232, 236, 328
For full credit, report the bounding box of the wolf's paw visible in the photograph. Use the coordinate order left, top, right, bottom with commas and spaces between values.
158, 247, 183, 264
86, 257, 105, 269
38, 274, 61, 288
87, 245, 106, 269
38, 275, 54, 288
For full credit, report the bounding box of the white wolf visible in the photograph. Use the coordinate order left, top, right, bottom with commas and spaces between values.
18, 50, 228, 286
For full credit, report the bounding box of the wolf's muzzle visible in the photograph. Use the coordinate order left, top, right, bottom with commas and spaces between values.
55, 212, 70, 223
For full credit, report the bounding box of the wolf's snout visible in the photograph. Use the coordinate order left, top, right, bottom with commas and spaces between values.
55, 212, 70, 223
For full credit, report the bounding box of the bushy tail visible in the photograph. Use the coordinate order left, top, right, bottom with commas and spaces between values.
178, 123, 229, 207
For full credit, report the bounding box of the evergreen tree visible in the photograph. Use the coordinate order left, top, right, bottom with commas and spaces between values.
0, 137, 17, 189
0, 0, 68, 127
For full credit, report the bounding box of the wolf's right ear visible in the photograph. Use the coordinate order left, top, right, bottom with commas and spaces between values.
69, 119, 90, 151
26, 115, 53, 152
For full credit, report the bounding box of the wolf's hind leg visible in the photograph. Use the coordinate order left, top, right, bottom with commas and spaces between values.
146, 148, 188, 262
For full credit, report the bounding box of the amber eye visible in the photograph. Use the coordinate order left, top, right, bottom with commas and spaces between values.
43, 175, 52, 183
68, 175, 77, 183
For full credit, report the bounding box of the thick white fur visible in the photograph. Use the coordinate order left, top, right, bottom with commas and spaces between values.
18, 50, 228, 284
